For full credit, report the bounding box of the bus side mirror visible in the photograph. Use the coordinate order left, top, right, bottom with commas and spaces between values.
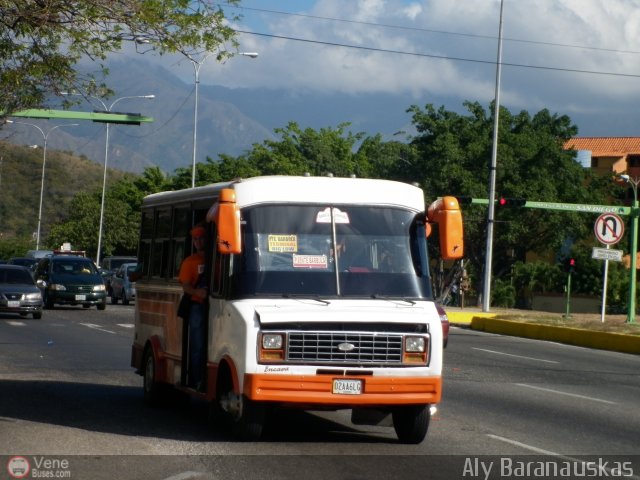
208, 188, 242, 254
427, 196, 464, 260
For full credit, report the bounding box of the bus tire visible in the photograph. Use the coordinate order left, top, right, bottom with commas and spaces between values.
44, 293, 54, 310
230, 396, 265, 441
213, 371, 264, 441
143, 348, 163, 407
392, 404, 430, 444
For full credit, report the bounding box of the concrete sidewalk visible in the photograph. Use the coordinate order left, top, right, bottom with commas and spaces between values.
445, 308, 640, 355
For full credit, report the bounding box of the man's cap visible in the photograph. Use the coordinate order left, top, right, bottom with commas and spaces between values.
190, 226, 206, 238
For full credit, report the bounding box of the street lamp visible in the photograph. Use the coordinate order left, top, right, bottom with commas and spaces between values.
62, 93, 155, 265
619, 174, 639, 323
188, 51, 258, 188
6, 120, 78, 249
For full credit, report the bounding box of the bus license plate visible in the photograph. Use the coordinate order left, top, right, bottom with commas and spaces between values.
75, 294, 86, 301
332, 379, 362, 395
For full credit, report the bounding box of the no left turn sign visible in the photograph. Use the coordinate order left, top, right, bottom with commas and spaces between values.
594, 213, 624, 245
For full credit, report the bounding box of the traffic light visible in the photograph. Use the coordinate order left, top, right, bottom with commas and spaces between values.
564, 257, 576, 273
497, 197, 526, 207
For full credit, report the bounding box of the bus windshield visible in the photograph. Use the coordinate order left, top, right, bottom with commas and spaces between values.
231, 204, 433, 299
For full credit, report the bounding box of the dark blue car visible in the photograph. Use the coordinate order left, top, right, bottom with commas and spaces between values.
34, 256, 106, 310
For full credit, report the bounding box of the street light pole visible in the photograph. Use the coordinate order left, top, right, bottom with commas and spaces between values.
62, 93, 155, 265
6, 120, 78, 249
620, 174, 639, 323
482, 0, 505, 312
188, 52, 258, 188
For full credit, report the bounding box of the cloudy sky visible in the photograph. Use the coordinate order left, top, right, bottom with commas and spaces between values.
165, 0, 640, 137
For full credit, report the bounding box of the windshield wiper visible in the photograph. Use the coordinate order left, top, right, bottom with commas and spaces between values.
282, 294, 330, 305
371, 294, 416, 305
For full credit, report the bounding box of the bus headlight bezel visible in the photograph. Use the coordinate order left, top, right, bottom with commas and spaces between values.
259, 333, 285, 362
403, 335, 429, 364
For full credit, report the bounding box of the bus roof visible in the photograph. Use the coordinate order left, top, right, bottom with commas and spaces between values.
142, 176, 425, 211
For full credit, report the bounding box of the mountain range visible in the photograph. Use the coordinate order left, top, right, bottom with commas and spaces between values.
1, 59, 421, 174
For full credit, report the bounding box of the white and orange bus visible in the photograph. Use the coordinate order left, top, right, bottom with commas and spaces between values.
131, 175, 463, 443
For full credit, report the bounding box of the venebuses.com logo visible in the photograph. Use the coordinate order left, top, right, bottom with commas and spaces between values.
6, 455, 72, 478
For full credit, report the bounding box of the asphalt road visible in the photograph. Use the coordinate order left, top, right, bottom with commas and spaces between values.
0, 304, 639, 479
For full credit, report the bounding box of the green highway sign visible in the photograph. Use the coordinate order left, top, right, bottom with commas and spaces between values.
467, 198, 630, 215
525, 201, 629, 215
8, 109, 153, 124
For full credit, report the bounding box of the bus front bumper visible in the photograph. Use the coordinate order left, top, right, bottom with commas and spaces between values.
243, 373, 441, 407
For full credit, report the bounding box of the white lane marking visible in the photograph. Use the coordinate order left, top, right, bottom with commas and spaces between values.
488, 434, 640, 479
487, 434, 559, 455
516, 383, 616, 405
80, 323, 116, 334
117, 323, 134, 328
473, 347, 559, 364
6, 321, 27, 326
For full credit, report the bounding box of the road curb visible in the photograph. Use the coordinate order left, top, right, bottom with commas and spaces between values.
446, 311, 494, 325
469, 316, 640, 355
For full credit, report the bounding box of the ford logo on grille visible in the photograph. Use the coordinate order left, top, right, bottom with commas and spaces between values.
337, 342, 356, 352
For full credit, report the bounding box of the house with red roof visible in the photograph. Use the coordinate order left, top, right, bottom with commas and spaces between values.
564, 137, 640, 178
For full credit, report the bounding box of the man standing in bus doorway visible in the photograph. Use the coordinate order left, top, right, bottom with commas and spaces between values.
179, 224, 208, 390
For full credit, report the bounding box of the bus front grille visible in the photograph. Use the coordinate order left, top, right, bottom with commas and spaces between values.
287, 331, 403, 364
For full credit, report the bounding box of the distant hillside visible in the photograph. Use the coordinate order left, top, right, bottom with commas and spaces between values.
0, 58, 419, 174
0, 141, 129, 239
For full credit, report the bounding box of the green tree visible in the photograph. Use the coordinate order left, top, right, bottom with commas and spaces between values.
47, 192, 100, 254
134, 166, 171, 195
0, 236, 34, 260
46, 167, 169, 257
243, 122, 366, 177
407, 101, 612, 297
354, 134, 418, 181
0, 0, 239, 116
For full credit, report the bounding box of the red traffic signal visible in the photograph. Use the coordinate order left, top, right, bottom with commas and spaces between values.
564, 257, 576, 273
498, 197, 526, 207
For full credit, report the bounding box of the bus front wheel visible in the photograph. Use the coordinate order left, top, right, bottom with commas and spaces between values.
392, 404, 430, 444
214, 383, 265, 441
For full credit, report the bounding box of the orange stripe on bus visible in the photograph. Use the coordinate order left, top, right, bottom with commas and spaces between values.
243, 374, 441, 406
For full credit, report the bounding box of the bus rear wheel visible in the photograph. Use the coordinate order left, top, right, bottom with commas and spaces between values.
143, 348, 164, 407
392, 404, 430, 444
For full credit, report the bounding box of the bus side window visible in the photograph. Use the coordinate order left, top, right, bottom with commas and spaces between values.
171, 207, 190, 279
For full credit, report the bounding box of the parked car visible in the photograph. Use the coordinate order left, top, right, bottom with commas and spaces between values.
0, 264, 43, 319
34, 255, 106, 310
436, 303, 450, 348
100, 256, 137, 296
25, 249, 54, 259
110, 262, 138, 305
7, 257, 39, 274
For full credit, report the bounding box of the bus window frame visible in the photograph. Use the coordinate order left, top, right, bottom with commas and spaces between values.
138, 201, 212, 282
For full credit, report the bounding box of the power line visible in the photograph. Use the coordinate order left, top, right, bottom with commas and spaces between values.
235, 30, 640, 79
225, 3, 640, 56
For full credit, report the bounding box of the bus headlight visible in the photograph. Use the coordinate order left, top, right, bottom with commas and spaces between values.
259, 333, 285, 362
405, 336, 425, 352
262, 334, 283, 349
403, 335, 428, 364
